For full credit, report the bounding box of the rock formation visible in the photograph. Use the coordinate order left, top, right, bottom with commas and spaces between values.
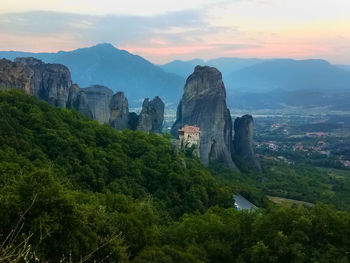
80, 85, 113, 124
109, 91, 130, 130
66, 84, 80, 109
72, 90, 93, 119
233, 115, 261, 171
0, 57, 72, 107
171, 66, 237, 169
137, 96, 165, 133
0, 57, 165, 133
0, 58, 32, 91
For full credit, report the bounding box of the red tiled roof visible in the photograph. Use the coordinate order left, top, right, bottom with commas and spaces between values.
178, 125, 200, 133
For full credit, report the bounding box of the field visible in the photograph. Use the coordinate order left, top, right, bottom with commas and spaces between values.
268, 196, 314, 207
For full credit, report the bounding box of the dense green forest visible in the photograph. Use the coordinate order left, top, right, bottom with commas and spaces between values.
216, 158, 350, 211
0, 90, 350, 262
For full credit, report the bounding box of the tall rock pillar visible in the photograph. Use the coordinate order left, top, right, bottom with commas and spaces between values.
171, 66, 238, 170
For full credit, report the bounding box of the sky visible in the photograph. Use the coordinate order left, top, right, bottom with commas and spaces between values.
0, 0, 350, 64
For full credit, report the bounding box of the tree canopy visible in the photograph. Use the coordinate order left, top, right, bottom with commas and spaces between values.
0, 90, 349, 262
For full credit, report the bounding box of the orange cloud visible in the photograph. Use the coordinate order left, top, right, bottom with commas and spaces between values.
0, 33, 81, 52
225, 44, 331, 58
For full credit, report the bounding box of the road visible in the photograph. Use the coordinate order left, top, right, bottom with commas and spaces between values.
234, 195, 257, 210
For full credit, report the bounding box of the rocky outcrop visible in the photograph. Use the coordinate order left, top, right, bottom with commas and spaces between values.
233, 115, 261, 171
171, 66, 237, 169
80, 85, 113, 124
0, 57, 165, 132
71, 87, 164, 131
109, 92, 129, 130
0, 58, 32, 91
67, 83, 80, 108
71, 90, 93, 119
0, 57, 72, 107
137, 96, 165, 133
14, 57, 72, 107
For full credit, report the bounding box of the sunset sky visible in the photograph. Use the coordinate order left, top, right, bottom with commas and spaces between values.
1, 0, 350, 64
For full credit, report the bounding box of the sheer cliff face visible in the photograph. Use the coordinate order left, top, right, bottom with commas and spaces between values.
233, 115, 261, 171
0, 57, 165, 132
81, 85, 113, 124
137, 96, 165, 133
0, 58, 32, 92
109, 92, 130, 130
14, 58, 72, 107
72, 90, 93, 119
0, 58, 72, 107
171, 66, 237, 169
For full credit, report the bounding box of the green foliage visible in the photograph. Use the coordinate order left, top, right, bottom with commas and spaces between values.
157, 204, 350, 263
260, 160, 350, 210
0, 90, 232, 216
0, 90, 232, 261
0, 90, 350, 262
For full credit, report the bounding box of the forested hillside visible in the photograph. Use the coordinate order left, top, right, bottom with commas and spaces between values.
0, 90, 350, 262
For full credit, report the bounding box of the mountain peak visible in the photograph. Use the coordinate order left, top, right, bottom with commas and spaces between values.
91, 43, 117, 50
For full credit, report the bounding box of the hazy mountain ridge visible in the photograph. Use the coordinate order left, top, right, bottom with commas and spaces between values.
159, 59, 205, 78
225, 59, 350, 109
1, 44, 350, 109
160, 57, 263, 79
161, 57, 350, 109
161, 57, 350, 93
227, 59, 350, 92
0, 43, 185, 105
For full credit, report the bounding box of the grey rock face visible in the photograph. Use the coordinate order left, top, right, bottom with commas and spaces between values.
233, 115, 261, 171
81, 85, 113, 124
14, 57, 72, 107
0, 57, 166, 133
137, 96, 165, 133
14, 57, 42, 67
73, 90, 93, 119
0, 58, 32, 91
109, 91, 130, 130
171, 66, 237, 169
0, 58, 72, 107
66, 84, 80, 109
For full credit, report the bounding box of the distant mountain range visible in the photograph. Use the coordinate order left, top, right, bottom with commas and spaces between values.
1, 43, 350, 109
160, 58, 350, 110
227, 59, 350, 92
0, 43, 185, 106
159, 57, 262, 79
161, 58, 350, 92
159, 59, 205, 79
225, 59, 350, 109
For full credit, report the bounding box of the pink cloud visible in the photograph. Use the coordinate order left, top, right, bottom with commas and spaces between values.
225, 44, 332, 58
122, 42, 336, 63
